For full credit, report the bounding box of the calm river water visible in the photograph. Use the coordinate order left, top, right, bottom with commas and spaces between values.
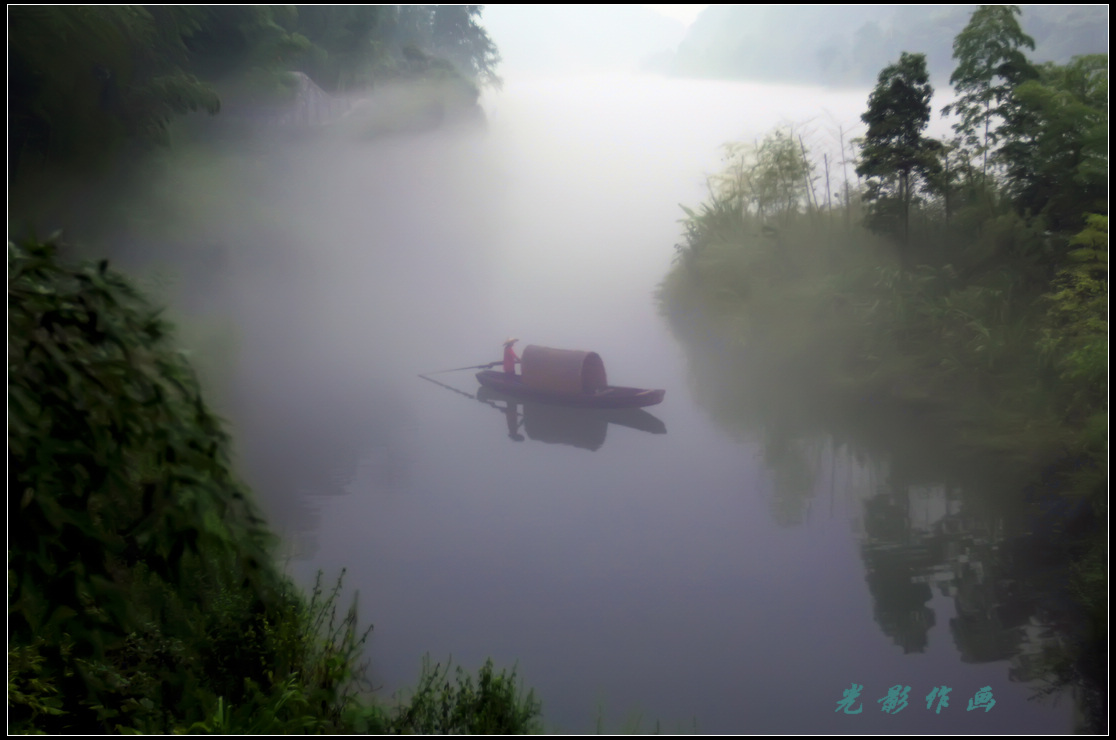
96, 74, 1086, 733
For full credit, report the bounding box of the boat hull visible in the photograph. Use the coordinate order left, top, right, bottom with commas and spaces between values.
476, 370, 665, 409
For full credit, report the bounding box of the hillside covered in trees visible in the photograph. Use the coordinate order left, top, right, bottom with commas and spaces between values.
9, 5, 500, 184
659, 9, 1107, 723
664, 5, 1108, 87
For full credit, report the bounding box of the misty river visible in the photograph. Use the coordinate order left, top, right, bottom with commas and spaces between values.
90, 74, 1085, 733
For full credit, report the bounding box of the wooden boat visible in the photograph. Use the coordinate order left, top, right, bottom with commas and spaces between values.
476, 345, 665, 409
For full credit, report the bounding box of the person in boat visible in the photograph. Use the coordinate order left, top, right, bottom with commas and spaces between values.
502, 337, 520, 376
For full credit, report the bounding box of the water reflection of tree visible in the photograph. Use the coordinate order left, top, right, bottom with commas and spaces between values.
671, 320, 1104, 726
763, 429, 819, 527
839, 433, 1100, 723
860, 485, 939, 653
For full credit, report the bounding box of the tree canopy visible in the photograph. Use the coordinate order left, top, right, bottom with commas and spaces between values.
8, 6, 221, 171
997, 54, 1108, 232
432, 5, 502, 89
942, 5, 1037, 178
856, 52, 941, 246
8, 5, 502, 179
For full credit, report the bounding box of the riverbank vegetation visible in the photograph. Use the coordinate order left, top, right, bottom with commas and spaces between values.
659, 4, 1106, 708
7, 240, 542, 734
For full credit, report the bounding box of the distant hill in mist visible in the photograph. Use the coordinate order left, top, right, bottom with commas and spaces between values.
662, 5, 1108, 86
482, 5, 686, 75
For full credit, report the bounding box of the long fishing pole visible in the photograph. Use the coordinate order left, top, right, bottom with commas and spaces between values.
421, 360, 501, 375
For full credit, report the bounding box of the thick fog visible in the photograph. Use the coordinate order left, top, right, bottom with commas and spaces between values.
23, 4, 1103, 731
51, 60, 1076, 730
90, 72, 873, 533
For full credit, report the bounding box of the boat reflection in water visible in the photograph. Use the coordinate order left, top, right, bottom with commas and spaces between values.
476, 386, 666, 452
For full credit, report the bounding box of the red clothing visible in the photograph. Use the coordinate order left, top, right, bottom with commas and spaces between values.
503, 345, 519, 374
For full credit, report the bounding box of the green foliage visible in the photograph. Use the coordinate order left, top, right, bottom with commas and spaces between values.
859, 52, 937, 176
389, 656, 543, 735
181, 6, 311, 82
8, 6, 220, 172
429, 5, 503, 89
1037, 214, 1108, 418
294, 6, 393, 91
998, 55, 1108, 232
716, 127, 813, 224
7, 238, 541, 734
8, 5, 502, 181
857, 52, 942, 246
7, 641, 67, 725
8, 239, 277, 644
7, 240, 352, 732
1046, 214, 1108, 332
942, 5, 1037, 177
664, 120, 1106, 460
9, 238, 264, 731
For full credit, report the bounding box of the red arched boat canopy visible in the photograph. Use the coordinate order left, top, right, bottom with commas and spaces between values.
521, 345, 608, 395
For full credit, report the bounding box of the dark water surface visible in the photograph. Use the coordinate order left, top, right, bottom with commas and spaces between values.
99, 75, 1082, 733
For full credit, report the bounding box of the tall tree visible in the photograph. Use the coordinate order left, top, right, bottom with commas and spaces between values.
997, 54, 1108, 234
857, 52, 940, 250
430, 5, 502, 88
941, 5, 1036, 180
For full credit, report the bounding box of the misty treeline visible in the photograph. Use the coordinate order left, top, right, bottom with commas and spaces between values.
7, 239, 542, 733
666, 4, 1106, 88
660, 4, 1106, 631
8, 5, 500, 178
